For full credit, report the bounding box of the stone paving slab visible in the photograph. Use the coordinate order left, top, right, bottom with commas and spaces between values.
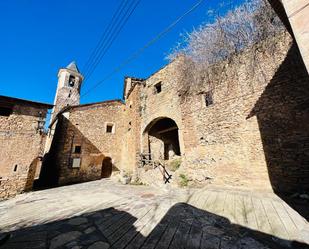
0, 179, 308, 249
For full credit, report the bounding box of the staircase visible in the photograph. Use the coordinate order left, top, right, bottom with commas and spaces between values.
137, 153, 172, 184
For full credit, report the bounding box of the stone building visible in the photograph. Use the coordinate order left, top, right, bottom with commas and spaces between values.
135, 33, 309, 193
1, 1, 309, 199
39, 31, 309, 196
39, 62, 144, 187
0, 96, 52, 199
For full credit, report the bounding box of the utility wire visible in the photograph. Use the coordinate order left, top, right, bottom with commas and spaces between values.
50, 0, 141, 117
82, 0, 130, 74
81, 0, 205, 98
49, 0, 204, 119
83, 0, 141, 81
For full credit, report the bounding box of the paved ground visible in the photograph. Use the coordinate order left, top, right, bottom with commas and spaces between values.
0, 180, 308, 249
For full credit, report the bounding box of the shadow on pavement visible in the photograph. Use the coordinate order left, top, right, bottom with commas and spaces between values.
0, 203, 308, 249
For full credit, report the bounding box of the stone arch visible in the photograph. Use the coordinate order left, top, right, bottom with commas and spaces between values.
101, 157, 113, 178
142, 117, 182, 160
25, 157, 42, 191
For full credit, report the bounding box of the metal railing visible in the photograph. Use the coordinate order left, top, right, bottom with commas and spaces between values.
137, 153, 172, 184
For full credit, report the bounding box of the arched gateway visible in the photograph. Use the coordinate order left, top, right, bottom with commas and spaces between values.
143, 117, 181, 161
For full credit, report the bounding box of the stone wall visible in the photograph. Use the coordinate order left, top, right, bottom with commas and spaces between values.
177, 33, 309, 193
121, 80, 143, 173
140, 59, 186, 154
48, 101, 126, 185
0, 103, 48, 199
136, 32, 309, 193
40, 32, 309, 194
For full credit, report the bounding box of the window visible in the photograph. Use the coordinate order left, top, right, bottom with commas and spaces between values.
154, 82, 162, 94
13, 164, 18, 172
0, 107, 13, 116
204, 91, 213, 107
68, 75, 76, 87
106, 124, 114, 133
105, 122, 115, 133
73, 145, 81, 154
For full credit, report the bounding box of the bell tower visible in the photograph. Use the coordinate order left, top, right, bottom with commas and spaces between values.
50, 61, 83, 123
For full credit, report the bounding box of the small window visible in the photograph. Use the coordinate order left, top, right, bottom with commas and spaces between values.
68, 75, 76, 87
106, 124, 114, 133
0, 107, 13, 116
73, 145, 81, 154
13, 165, 18, 172
154, 82, 162, 94
204, 91, 213, 107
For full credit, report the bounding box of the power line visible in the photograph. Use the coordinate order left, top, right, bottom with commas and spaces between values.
50, 0, 141, 117
49, 0, 205, 120
83, 0, 141, 81
82, 0, 130, 74
81, 0, 205, 98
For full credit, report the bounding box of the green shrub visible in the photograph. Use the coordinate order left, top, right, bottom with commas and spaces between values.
130, 181, 144, 186
129, 177, 145, 186
168, 159, 181, 172
179, 174, 189, 187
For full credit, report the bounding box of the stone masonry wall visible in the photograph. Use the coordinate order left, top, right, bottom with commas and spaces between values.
41, 32, 308, 194
53, 101, 126, 185
179, 33, 309, 193
140, 59, 186, 154
136, 32, 309, 193
0, 104, 48, 199
121, 82, 143, 173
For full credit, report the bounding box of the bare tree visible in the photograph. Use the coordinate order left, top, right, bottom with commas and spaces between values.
168, 0, 286, 95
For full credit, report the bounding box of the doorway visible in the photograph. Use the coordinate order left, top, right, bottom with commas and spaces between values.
101, 157, 112, 178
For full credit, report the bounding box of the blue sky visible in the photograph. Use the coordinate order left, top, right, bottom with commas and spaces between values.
0, 0, 242, 105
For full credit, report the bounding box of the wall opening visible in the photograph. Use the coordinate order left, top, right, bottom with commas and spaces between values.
105, 123, 115, 133
154, 82, 162, 94
144, 117, 181, 160
73, 145, 81, 154
101, 157, 112, 178
204, 91, 213, 107
68, 75, 76, 87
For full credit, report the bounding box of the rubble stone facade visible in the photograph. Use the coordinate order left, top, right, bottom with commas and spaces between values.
52, 101, 125, 185
1, 2, 308, 201
39, 32, 309, 195
176, 34, 309, 193
0, 96, 52, 199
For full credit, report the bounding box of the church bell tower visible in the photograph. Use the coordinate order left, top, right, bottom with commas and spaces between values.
50, 61, 83, 123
